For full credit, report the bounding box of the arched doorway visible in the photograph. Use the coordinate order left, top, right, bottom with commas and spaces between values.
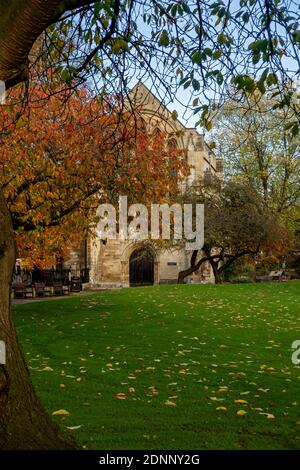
129, 248, 154, 287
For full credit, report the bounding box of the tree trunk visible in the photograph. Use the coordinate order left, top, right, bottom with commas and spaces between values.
0, 0, 96, 88
177, 264, 199, 284
210, 260, 222, 284
177, 253, 205, 284
0, 190, 78, 449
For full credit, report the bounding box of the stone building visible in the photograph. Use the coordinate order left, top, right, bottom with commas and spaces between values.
67, 83, 223, 288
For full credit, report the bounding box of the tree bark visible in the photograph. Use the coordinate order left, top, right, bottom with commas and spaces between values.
0, 189, 78, 449
0, 0, 101, 450
177, 251, 209, 284
210, 259, 222, 284
0, 0, 96, 88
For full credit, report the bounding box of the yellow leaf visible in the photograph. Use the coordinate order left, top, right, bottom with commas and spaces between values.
52, 409, 69, 416
237, 410, 247, 416
259, 412, 275, 419
165, 400, 177, 407
234, 399, 248, 404
218, 386, 228, 393
216, 406, 227, 411
266, 414, 275, 419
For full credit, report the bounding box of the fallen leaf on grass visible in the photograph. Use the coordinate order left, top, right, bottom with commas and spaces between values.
114, 393, 127, 400
259, 412, 275, 419
237, 410, 247, 416
165, 400, 177, 407
52, 409, 70, 416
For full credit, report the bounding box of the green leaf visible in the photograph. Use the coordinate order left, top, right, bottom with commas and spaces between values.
213, 50, 222, 60
192, 51, 202, 65
242, 12, 250, 23
252, 52, 261, 65
182, 2, 191, 14
61, 68, 71, 84
192, 79, 200, 91
216, 72, 223, 85
111, 38, 129, 54
158, 30, 170, 47
170, 4, 177, 17
248, 39, 269, 53
171, 110, 178, 121
266, 73, 278, 86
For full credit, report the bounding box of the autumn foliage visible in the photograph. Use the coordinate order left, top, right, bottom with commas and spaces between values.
0, 85, 188, 268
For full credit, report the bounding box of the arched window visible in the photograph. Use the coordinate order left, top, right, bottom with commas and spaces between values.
138, 117, 147, 132
152, 127, 162, 137
168, 138, 178, 150
168, 139, 178, 177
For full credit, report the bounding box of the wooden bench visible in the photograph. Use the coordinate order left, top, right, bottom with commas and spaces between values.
14, 283, 26, 299
256, 270, 285, 282
25, 286, 34, 298
71, 278, 81, 292
269, 270, 284, 280
63, 284, 71, 295
35, 282, 45, 297
53, 281, 63, 296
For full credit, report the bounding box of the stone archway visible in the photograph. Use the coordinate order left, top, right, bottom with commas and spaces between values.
129, 248, 154, 286
121, 242, 159, 287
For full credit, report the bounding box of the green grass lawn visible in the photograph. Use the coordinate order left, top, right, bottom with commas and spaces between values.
14, 282, 300, 450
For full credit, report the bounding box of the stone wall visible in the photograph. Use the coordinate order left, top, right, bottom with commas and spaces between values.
63, 83, 223, 287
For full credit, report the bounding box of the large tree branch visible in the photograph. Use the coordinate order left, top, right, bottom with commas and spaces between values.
0, 0, 97, 88
6, 174, 52, 204
177, 244, 261, 284
75, 0, 121, 75
11, 184, 99, 231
